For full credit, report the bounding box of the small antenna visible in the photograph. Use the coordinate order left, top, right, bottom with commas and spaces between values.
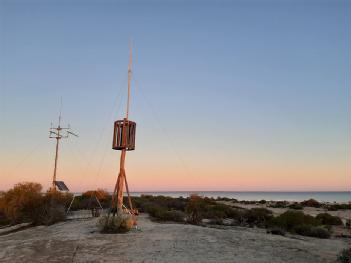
58, 97, 63, 127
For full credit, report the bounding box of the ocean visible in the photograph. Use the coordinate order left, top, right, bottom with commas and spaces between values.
130, 191, 351, 203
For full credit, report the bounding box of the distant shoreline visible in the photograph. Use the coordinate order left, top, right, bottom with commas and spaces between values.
70, 191, 351, 203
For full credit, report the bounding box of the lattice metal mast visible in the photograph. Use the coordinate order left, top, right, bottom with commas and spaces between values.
49, 102, 78, 191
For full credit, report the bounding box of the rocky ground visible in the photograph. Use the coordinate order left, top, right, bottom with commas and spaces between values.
0, 214, 350, 263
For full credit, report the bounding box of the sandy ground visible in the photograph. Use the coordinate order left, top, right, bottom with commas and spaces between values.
0, 214, 350, 263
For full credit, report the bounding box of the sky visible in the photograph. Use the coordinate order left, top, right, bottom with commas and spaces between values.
0, 0, 350, 192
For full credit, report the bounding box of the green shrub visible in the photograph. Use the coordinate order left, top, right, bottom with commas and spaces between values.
288, 203, 303, 210
268, 201, 288, 208
141, 202, 185, 222
132, 195, 187, 213
202, 203, 236, 220
338, 248, 351, 263
31, 191, 70, 225
269, 210, 319, 232
0, 212, 10, 226
326, 204, 351, 211
215, 197, 232, 202
301, 199, 320, 208
316, 213, 343, 226
294, 225, 330, 239
242, 208, 273, 227
164, 210, 185, 222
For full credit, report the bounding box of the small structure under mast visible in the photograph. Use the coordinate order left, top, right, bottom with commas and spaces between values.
110, 42, 137, 218
49, 101, 78, 191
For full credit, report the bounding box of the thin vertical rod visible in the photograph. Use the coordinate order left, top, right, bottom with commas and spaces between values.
52, 131, 60, 190
126, 41, 132, 120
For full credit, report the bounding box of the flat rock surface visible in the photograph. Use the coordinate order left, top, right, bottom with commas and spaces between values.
0, 214, 350, 263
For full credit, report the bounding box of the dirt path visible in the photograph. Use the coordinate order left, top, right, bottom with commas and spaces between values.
0, 214, 350, 263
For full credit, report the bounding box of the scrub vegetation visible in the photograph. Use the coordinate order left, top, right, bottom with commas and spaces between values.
131, 195, 347, 239
0, 182, 72, 226
1, 184, 349, 240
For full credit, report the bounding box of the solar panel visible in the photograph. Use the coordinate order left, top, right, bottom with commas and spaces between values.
54, 181, 69, 191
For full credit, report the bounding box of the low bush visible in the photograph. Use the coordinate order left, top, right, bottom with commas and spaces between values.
0, 182, 43, 224
268, 201, 288, 208
288, 203, 303, 210
241, 208, 273, 227
82, 189, 109, 201
164, 210, 185, 222
0, 211, 10, 226
269, 210, 319, 232
268, 210, 331, 239
316, 213, 343, 226
99, 214, 134, 233
133, 195, 187, 213
31, 191, 72, 225
326, 204, 351, 211
0, 183, 71, 226
202, 203, 237, 220
301, 199, 320, 208
338, 248, 351, 263
294, 225, 330, 239
215, 197, 232, 202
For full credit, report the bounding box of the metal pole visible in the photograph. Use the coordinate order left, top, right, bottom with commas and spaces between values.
126, 41, 132, 120
52, 133, 60, 190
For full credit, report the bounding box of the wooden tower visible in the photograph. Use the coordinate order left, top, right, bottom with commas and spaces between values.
111, 43, 136, 217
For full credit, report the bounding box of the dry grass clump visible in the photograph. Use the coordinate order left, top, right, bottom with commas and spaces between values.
99, 213, 134, 234
0, 182, 43, 224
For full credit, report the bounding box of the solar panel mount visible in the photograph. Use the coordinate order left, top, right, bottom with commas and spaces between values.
54, 181, 69, 191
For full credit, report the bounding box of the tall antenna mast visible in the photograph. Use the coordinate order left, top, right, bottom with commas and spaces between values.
110, 41, 137, 225
49, 99, 78, 191
126, 40, 132, 119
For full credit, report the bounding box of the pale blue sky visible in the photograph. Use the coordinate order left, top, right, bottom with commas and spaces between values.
0, 0, 350, 191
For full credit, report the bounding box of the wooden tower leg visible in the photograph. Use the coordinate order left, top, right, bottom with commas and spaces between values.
116, 150, 126, 214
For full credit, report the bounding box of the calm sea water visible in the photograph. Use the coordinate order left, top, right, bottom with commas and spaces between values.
130, 191, 351, 203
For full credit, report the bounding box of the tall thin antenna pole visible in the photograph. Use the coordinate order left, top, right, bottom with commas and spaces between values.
126, 40, 132, 120
49, 99, 78, 191
58, 96, 62, 127
53, 131, 60, 189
